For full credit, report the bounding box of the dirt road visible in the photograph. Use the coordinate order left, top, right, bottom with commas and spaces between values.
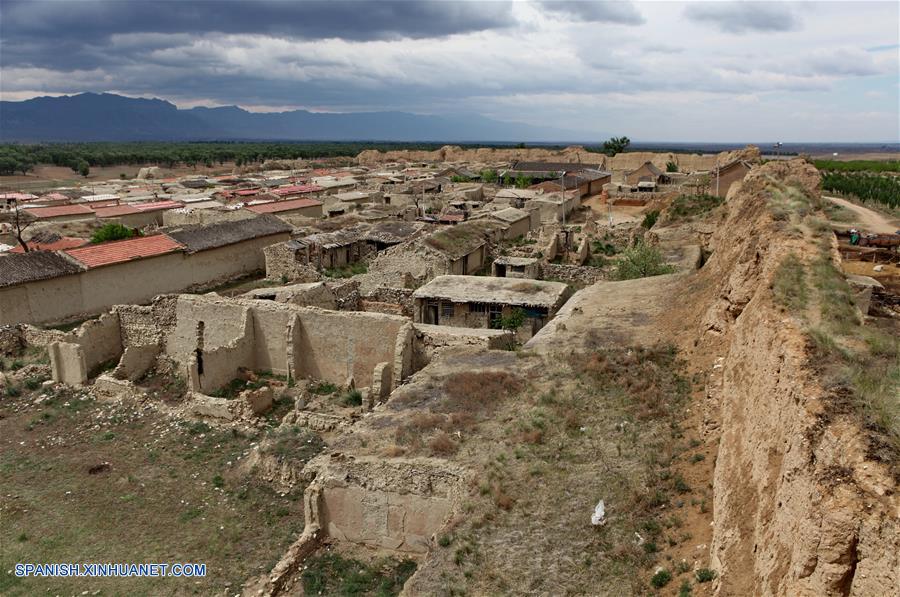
825, 196, 899, 234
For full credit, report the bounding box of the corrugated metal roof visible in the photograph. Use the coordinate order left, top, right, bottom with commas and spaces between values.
65, 235, 183, 268
247, 198, 323, 214
23, 204, 95, 219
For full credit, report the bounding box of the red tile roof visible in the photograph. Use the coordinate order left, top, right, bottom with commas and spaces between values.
93, 205, 142, 218
235, 189, 260, 196
64, 235, 183, 268
10, 237, 88, 253
273, 184, 323, 196
23, 204, 95, 219
132, 200, 184, 211
246, 198, 324, 214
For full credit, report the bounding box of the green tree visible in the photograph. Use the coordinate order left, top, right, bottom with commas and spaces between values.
613, 242, 675, 280
481, 169, 498, 183
90, 223, 140, 244
602, 136, 631, 156
666, 161, 678, 172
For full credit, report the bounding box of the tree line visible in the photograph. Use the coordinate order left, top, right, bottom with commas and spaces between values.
0, 137, 638, 176
821, 172, 900, 209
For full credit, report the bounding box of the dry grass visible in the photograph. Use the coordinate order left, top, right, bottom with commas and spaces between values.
441, 370, 523, 413
408, 347, 695, 595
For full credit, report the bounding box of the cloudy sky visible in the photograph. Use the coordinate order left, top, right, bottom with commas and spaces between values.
1, 0, 898, 142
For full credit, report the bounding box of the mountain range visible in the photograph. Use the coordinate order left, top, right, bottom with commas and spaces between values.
0, 93, 582, 143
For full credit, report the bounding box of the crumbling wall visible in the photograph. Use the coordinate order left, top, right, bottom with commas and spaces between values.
361, 287, 415, 316
539, 263, 606, 285
49, 311, 123, 384
243, 282, 338, 310
292, 309, 406, 387
191, 311, 255, 393
305, 455, 469, 553
264, 243, 323, 282
412, 323, 514, 370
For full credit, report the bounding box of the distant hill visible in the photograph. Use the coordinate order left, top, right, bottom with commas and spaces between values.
0, 92, 581, 143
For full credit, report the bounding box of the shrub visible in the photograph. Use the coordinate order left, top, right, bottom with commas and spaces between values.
679, 580, 693, 596
310, 382, 338, 395
342, 389, 363, 407
696, 568, 717, 583
91, 223, 140, 244
651, 568, 672, 588
666, 161, 679, 172
641, 210, 660, 229
613, 243, 675, 280
428, 431, 459, 456
669, 194, 724, 220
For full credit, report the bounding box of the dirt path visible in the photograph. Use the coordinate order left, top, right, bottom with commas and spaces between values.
825, 196, 899, 234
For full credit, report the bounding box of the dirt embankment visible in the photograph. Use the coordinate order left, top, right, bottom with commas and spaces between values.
683, 160, 898, 595
356, 144, 760, 173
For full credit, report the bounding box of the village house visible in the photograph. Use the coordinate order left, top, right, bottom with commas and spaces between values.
529, 170, 611, 198
482, 206, 535, 239
9, 232, 87, 253
0, 215, 291, 325
267, 227, 368, 277
360, 221, 424, 252
246, 197, 324, 219
625, 161, 671, 189
492, 256, 540, 279
412, 275, 571, 341
23, 204, 97, 223
711, 159, 752, 198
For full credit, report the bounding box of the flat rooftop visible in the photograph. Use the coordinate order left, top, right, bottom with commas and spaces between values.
413, 275, 570, 308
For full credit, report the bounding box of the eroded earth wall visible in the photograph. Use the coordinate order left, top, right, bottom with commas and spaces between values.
697, 161, 898, 596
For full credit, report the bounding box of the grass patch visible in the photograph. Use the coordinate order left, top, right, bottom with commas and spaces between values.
772, 253, 808, 313
342, 388, 364, 407
668, 194, 724, 220
310, 381, 339, 395
300, 552, 416, 597
323, 262, 368, 278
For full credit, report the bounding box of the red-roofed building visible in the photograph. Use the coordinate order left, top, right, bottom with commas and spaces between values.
132, 200, 184, 211
9, 236, 88, 253
23, 204, 97, 222
272, 184, 323, 198
246, 197, 323, 218
65, 235, 184, 269
37, 192, 70, 205
93, 205, 142, 218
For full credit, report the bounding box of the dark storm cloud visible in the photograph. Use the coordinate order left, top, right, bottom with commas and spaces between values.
683, 2, 800, 34
0, 0, 513, 68
537, 1, 644, 25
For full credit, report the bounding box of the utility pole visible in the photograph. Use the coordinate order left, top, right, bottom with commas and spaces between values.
560, 170, 566, 227
715, 158, 720, 197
